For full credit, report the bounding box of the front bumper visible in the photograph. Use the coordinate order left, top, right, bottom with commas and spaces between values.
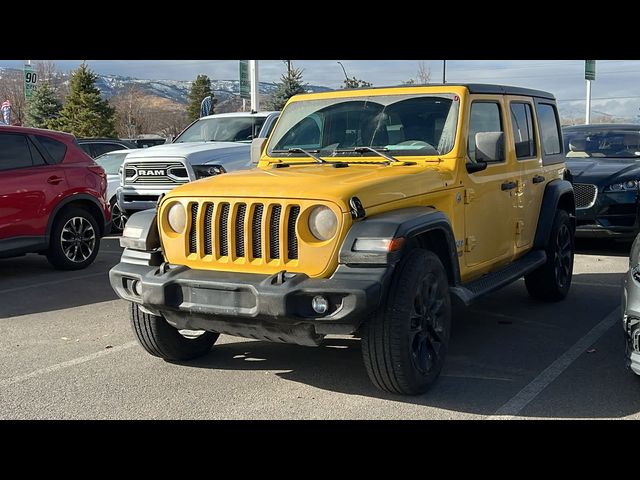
576, 190, 639, 239
117, 187, 171, 214
109, 252, 384, 339
622, 269, 640, 375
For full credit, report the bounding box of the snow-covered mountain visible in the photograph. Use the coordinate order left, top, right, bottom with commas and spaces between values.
0, 67, 331, 104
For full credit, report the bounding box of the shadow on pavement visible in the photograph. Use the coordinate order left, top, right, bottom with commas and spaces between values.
0, 239, 121, 319
576, 238, 632, 257
176, 271, 638, 418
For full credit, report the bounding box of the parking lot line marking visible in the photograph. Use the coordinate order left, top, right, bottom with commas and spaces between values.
0, 272, 106, 295
487, 307, 620, 420
571, 281, 621, 288
0, 341, 137, 389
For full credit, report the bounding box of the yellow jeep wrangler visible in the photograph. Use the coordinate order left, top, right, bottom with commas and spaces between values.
110, 84, 575, 395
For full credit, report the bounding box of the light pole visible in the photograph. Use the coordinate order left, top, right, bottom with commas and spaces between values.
442, 60, 446, 84
337, 61, 349, 84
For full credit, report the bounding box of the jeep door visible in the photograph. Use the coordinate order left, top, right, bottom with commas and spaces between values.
463, 97, 518, 271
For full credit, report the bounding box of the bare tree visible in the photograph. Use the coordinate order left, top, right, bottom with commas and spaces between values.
111, 85, 153, 137
416, 61, 431, 84
35, 61, 58, 84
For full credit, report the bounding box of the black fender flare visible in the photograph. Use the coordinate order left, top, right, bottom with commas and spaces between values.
46, 194, 108, 242
338, 206, 461, 285
533, 179, 575, 249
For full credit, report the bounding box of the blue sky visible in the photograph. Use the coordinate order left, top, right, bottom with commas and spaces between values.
2, 60, 639, 119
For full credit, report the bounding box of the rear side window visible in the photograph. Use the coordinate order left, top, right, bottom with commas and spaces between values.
37, 135, 67, 164
536, 103, 561, 155
510, 102, 536, 159
93, 143, 124, 157
0, 133, 34, 171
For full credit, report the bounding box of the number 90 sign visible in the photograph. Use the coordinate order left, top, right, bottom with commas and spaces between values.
23, 65, 37, 98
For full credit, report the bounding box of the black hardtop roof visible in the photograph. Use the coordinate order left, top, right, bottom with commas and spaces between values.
306, 83, 556, 101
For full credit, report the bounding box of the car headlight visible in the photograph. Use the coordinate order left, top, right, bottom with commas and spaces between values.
166, 202, 186, 233
308, 206, 338, 241
192, 164, 226, 180
605, 180, 639, 192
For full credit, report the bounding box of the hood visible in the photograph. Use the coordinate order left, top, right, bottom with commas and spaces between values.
124, 141, 250, 167
566, 157, 640, 186
167, 163, 452, 212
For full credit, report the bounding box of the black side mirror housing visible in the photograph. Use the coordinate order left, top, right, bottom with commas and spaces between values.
466, 160, 488, 173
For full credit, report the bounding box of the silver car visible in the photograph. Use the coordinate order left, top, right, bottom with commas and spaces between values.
622, 234, 640, 375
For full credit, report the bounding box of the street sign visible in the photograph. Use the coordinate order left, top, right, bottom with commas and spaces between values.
239, 60, 250, 99
23, 64, 37, 98
585, 60, 596, 81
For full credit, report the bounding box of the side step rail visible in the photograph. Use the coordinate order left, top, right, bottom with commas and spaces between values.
450, 250, 547, 306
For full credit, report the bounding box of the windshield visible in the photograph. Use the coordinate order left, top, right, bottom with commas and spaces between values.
267, 94, 460, 158
564, 128, 640, 159
95, 152, 128, 174
174, 116, 267, 143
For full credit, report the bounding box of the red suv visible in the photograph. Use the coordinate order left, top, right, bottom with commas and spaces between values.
0, 126, 111, 270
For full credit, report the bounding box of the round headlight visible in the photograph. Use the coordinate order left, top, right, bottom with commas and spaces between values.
625, 180, 638, 190
308, 206, 338, 241
166, 202, 186, 233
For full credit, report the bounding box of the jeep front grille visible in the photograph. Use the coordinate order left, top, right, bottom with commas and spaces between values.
187, 201, 301, 261
124, 162, 189, 185
573, 183, 597, 209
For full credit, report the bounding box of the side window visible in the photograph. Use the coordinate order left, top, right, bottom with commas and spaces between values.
27, 139, 47, 166
510, 102, 536, 159
37, 135, 67, 164
468, 101, 504, 162
536, 103, 562, 155
0, 133, 34, 171
93, 143, 122, 157
78, 143, 94, 157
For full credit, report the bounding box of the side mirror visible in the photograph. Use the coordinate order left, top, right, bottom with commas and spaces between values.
475, 131, 504, 163
251, 137, 267, 164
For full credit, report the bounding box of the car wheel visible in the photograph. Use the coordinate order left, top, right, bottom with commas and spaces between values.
46, 207, 101, 270
130, 303, 219, 361
110, 197, 127, 233
361, 249, 452, 395
525, 209, 574, 301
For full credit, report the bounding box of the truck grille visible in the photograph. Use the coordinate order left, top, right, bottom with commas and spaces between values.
124, 162, 189, 185
187, 201, 301, 261
573, 183, 597, 209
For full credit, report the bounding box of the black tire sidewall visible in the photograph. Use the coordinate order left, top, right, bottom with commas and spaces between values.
47, 207, 101, 270
110, 197, 125, 233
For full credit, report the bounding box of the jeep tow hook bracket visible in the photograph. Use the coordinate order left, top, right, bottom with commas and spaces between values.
271, 270, 287, 285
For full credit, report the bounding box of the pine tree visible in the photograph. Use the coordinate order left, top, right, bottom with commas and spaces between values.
187, 74, 216, 121
25, 82, 62, 129
56, 62, 117, 137
269, 66, 307, 111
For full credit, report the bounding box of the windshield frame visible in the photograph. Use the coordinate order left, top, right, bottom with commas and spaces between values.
265, 92, 461, 162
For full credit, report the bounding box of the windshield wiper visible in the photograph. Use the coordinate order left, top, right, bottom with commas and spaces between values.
352, 146, 400, 163
273, 147, 327, 163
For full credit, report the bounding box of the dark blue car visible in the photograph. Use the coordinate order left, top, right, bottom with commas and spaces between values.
563, 123, 640, 240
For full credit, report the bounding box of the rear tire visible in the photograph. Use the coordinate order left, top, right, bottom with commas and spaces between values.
46, 207, 100, 270
525, 209, 574, 301
110, 197, 127, 233
129, 303, 218, 361
362, 249, 452, 395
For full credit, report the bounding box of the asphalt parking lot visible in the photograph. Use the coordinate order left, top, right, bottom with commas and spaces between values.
1, 237, 638, 419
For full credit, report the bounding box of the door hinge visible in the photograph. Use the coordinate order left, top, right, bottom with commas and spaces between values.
464, 189, 475, 204
516, 220, 525, 235
464, 236, 477, 252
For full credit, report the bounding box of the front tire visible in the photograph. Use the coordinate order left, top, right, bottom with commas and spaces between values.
362, 249, 452, 395
129, 303, 219, 361
46, 207, 101, 270
525, 209, 574, 301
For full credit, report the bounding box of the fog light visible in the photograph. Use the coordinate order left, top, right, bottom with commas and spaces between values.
311, 295, 329, 314
132, 280, 142, 296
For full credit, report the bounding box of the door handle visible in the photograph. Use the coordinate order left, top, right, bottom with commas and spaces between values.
47, 176, 63, 185
532, 175, 545, 184
501, 181, 517, 191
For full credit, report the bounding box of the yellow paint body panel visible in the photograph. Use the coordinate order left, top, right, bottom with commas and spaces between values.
157, 85, 565, 282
